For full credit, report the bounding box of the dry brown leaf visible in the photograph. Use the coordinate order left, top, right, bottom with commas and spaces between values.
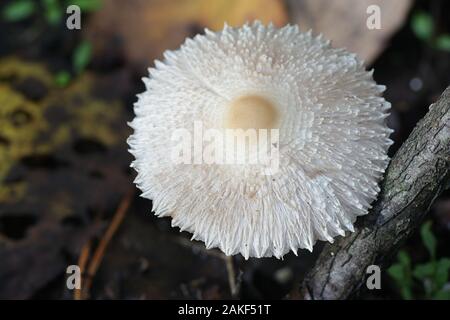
286, 0, 412, 64
85, 0, 288, 67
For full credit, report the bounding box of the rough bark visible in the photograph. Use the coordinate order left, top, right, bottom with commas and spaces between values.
295, 86, 450, 300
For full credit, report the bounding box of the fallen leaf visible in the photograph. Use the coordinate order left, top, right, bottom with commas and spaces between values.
85, 0, 288, 67
286, 0, 412, 64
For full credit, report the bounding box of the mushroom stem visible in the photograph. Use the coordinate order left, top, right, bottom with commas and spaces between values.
225, 255, 238, 297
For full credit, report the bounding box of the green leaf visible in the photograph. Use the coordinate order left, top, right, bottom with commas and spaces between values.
434, 288, 450, 300
420, 221, 437, 259
398, 250, 411, 268
435, 35, 450, 52
42, 0, 63, 25
72, 41, 92, 74
413, 262, 435, 280
65, 0, 102, 12
423, 278, 434, 299
401, 287, 414, 300
411, 11, 434, 41
389, 254, 414, 300
388, 264, 406, 283
434, 258, 450, 289
55, 71, 71, 87
2, 0, 36, 22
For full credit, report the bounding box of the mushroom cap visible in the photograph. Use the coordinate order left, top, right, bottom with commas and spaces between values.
128, 21, 393, 259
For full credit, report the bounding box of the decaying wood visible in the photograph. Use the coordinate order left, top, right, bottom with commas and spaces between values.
295, 86, 450, 300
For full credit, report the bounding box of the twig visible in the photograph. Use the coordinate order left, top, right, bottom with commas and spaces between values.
293, 86, 450, 300
74, 241, 91, 300
78, 189, 134, 299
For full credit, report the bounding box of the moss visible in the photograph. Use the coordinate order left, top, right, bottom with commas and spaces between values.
0, 57, 53, 85
0, 58, 125, 204
0, 85, 48, 181
59, 74, 122, 146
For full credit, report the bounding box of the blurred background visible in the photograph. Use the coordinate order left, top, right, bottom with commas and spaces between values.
0, 0, 449, 300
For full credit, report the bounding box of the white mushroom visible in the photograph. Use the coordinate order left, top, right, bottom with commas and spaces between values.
128, 21, 393, 259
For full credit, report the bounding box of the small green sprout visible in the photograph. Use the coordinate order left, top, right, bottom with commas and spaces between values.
72, 40, 92, 74
411, 10, 450, 52
2, 0, 36, 22
388, 221, 450, 300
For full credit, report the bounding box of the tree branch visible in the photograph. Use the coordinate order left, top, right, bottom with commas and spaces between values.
294, 86, 450, 300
